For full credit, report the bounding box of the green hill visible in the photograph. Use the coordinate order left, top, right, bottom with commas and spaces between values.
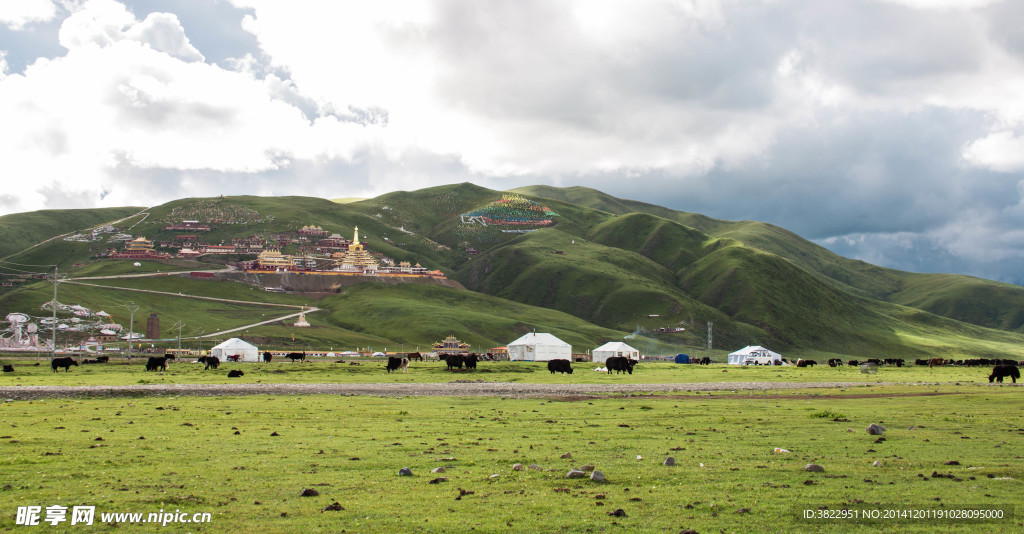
2, 183, 1024, 359
0, 207, 144, 261
512, 184, 1024, 333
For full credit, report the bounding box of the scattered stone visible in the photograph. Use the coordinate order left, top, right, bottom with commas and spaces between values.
804, 464, 825, 473
680, 530, 699, 534
944, 461, 960, 465
432, 467, 446, 473
873, 461, 883, 467
528, 464, 542, 471
567, 469, 587, 479
300, 488, 319, 497
429, 477, 447, 484
489, 474, 500, 479
399, 468, 413, 476
608, 509, 627, 517
595, 494, 606, 500
664, 457, 676, 466
580, 464, 595, 472
321, 502, 344, 512
253, 501, 261, 505
736, 508, 751, 514
590, 470, 606, 482
512, 464, 524, 471
867, 423, 886, 436
270, 431, 280, 437
874, 437, 886, 443
560, 452, 572, 459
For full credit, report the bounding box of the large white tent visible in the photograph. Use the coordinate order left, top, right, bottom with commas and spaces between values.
210, 338, 260, 362
592, 341, 639, 363
727, 345, 782, 365
507, 332, 571, 362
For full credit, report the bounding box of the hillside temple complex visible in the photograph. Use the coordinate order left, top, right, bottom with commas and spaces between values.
247, 226, 444, 279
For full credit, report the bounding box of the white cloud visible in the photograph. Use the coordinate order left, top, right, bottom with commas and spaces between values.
0, 0, 59, 30
963, 131, 1024, 172
58, 0, 203, 61
0, 0, 379, 213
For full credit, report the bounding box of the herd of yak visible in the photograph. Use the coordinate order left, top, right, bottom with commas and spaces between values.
1, 353, 1018, 384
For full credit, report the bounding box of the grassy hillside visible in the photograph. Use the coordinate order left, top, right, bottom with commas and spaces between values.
4, 184, 1024, 359
0, 206, 144, 261
513, 185, 1024, 332
0, 274, 635, 353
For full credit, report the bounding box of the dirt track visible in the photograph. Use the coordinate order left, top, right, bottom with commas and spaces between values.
0, 381, 922, 400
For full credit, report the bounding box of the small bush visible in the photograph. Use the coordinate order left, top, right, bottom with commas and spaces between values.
809, 410, 846, 419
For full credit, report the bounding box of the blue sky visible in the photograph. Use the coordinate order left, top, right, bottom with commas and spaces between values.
3, 0, 1024, 283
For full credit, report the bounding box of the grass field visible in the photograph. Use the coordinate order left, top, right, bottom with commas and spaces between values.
0, 384, 1021, 533
0, 358, 1010, 387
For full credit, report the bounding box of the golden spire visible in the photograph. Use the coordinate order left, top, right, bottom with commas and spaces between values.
353, 226, 360, 245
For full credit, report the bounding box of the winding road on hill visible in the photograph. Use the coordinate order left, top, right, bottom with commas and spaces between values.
63, 279, 319, 340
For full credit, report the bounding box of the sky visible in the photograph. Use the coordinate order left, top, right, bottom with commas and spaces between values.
2, 1, 1024, 284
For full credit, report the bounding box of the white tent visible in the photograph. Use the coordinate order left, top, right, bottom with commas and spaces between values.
507, 332, 571, 362
211, 338, 260, 362
728, 345, 782, 365
592, 341, 639, 363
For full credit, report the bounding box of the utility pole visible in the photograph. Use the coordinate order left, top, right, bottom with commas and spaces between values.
706, 321, 713, 350
172, 321, 184, 350
124, 302, 140, 360
195, 328, 205, 354
48, 266, 67, 359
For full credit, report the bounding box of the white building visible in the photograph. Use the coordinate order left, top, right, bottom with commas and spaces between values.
592, 341, 640, 363
507, 332, 571, 362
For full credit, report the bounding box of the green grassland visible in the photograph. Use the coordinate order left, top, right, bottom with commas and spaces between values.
0, 387, 1020, 533
0, 358, 1009, 387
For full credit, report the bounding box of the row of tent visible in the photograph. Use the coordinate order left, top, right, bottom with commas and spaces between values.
203, 333, 642, 363
206, 336, 782, 365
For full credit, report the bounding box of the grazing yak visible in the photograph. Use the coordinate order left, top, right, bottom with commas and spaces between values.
989, 365, 1020, 384
227, 369, 245, 378
2, 364, 13, 373
262, 352, 273, 362
51, 357, 79, 372
697, 357, 712, 365
386, 356, 410, 373
929, 358, 944, 368
606, 356, 636, 375
796, 359, 817, 368
95, 355, 109, 363
198, 356, 220, 370
285, 351, 306, 362
547, 359, 573, 374
465, 354, 478, 370
444, 354, 465, 370
145, 356, 168, 372
828, 359, 843, 367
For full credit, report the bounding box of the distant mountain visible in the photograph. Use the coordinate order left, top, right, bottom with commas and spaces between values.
2, 184, 1023, 358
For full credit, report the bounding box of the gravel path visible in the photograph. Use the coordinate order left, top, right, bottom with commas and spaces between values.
0, 381, 897, 400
